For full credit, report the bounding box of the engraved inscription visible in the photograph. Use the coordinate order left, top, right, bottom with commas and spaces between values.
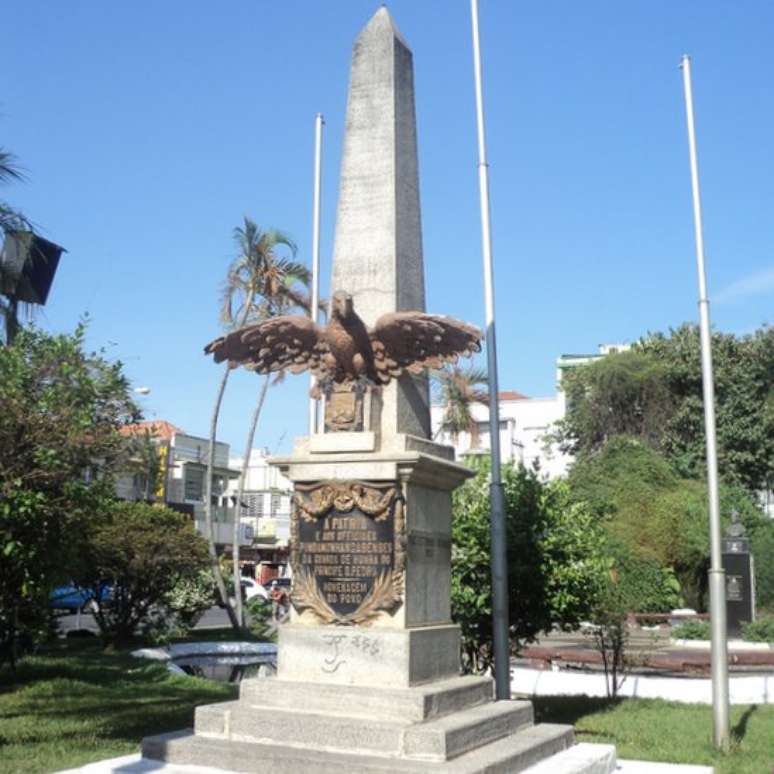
321, 632, 382, 674
298, 510, 393, 615
291, 481, 406, 625
726, 574, 743, 602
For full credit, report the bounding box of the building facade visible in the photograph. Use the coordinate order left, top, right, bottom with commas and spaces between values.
431, 391, 570, 479
117, 420, 249, 547
226, 449, 292, 553
431, 344, 631, 479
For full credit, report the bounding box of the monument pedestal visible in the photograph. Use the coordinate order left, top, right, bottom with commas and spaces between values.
143, 677, 584, 773
278, 623, 461, 688
143, 435, 614, 773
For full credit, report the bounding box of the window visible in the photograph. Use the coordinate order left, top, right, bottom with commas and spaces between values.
212, 474, 226, 496
244, 493, 265, 518
184, 466, 205, 501
270, 492, 282, 516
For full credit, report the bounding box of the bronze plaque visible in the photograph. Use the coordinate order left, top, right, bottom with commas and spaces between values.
726, 574, 743, 602
290, 481, 405, 625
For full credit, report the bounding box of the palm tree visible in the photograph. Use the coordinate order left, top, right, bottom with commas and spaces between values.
432, 365, 489, 447
205, 218, 310, 629
0, 148, 32, 345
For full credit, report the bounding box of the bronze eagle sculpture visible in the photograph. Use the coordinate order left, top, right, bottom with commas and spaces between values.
204, 291, 481, 395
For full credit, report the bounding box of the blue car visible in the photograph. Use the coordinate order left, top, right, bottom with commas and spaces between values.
49, 583, 112, 613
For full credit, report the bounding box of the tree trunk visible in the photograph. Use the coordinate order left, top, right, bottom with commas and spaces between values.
5, 297, 19, 345
232, 373, 271, 627
205, 363, 240, 630
205, 297, 255, 632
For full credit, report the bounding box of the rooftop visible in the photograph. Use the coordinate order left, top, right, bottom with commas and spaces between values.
120, 420, 183, 440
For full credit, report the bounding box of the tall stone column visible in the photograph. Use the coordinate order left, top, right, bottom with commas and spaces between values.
330, 7, 430, 440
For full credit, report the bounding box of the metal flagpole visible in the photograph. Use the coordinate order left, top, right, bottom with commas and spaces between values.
470, 0, 511, 701
309, 113, 324, 434
680, 54, 730, 751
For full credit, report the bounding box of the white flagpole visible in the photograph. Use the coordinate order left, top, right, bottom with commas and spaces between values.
470, 0, 511, 701
309, 113, 324, 434
680, 54, 730, 751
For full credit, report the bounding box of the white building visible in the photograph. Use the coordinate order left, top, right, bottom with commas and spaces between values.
227, 449, 292, 548
431, 344, 631, 479
117, 420, 249, 547
431, 391, 570, 479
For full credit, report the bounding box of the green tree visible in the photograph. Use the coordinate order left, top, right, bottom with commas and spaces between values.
558, 349, 674, 457
0, 147, 34, 345
75, 502, 210, 647
558, 324, 774, 496
0, 324, 139, 666
205, 218, 309, 629
568, 437, 768, 610
432, 365, 488, 445
451, 458, 607, 674
639, 324, 773, 495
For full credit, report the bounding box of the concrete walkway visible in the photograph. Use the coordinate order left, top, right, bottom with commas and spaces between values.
56, 752, 714, 774
512, 664, 774, 704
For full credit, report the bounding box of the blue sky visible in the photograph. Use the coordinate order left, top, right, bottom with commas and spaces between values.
3, 1, 772, 455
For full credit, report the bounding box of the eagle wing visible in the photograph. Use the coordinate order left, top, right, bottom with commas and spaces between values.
369, 312, 482, 383
204, 315, 330, 377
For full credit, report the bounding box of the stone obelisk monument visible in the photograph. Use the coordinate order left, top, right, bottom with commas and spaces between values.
143, 9, 615, 772
330, 7, 429, 440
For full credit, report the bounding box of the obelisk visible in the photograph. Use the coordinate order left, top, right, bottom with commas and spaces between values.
330, 6, 430, 439
142, 10, 616, 771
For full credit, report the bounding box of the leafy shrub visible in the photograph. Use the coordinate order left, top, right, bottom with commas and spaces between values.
138, 569, 217, 645
741, 618, 774, 643
164, 569, 217, 630
671, 620, 711, 640
745, 518, 774, 612
568, 437, 774, 614
584, 543, 681, 698
76, 501, 210, 646
608, 543, 683, 613
245, 596, 274, 641
451, 458, 608, 674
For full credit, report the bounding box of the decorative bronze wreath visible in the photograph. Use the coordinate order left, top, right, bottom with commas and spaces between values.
290, 480, 405, 626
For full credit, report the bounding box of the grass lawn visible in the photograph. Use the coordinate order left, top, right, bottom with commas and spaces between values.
0, 639, 237, 774
4, 638, 773, 774
533, 694, 774, 774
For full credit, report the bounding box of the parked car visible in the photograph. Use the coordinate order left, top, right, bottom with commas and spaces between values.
222, 577, 265, 608
240, 578, 264, 601
49, 583, 112, 614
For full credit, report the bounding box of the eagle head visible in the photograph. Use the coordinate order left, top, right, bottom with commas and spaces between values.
332, 290, 354, 320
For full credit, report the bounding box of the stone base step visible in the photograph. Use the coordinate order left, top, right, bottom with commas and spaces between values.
143, 722, 575, 773
195, 698, 534, 761
239, 675, 494, 723
522, 742, 617, 774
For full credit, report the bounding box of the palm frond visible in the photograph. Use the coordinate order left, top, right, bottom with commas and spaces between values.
0, 150, 24, 185
261, 228, 297, 256
217, 218, 311, 336
431, 363, 489, 444
0, 202, 31, 235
